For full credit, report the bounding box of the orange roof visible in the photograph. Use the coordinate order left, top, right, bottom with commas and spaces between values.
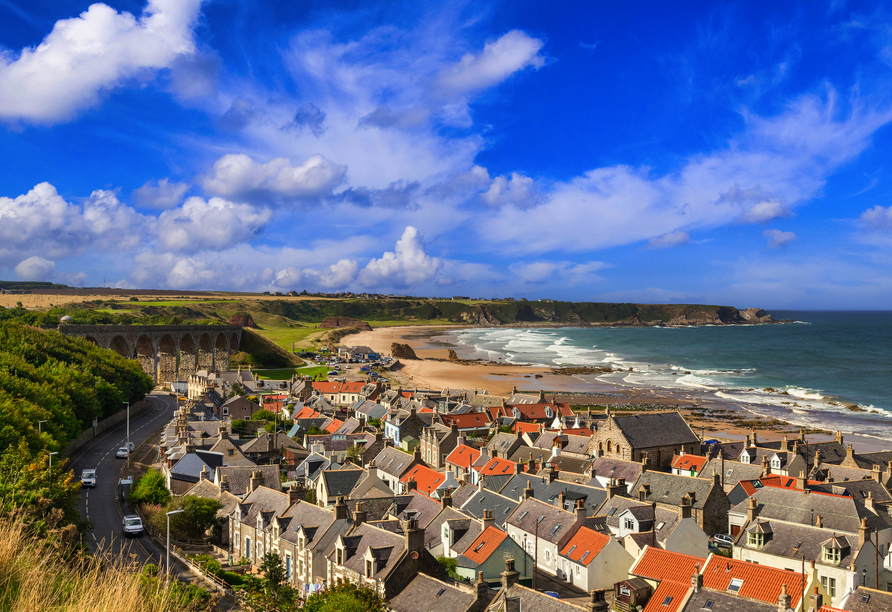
419, 407, 434, 413
313, 381, 341, 393
739, 476, 823, 496
559, 527, 609, 564
671, 454, 708, 472
463, 526, 508, 564
643, 580, 690, 612
445, 444, 481, 469
702, 556, 804, 608
818, 606, 847, 612
441, 412, 491, 429
400, 464, 446, 495
293, 406, 320, 420
324, 419, 343, 433
513, 421, 541, 434
478, 457, 517, 476
560, 427, 593, 436
631, 547, 706, 584
341, 382, 365, 392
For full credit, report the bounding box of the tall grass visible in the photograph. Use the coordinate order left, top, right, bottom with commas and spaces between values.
0, 514, 196, 612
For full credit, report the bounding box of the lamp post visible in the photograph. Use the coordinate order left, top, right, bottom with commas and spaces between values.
124, 402, 130, 449
48, 451, 58, 470
38, 420, 47, 436
166, 509, 184, 573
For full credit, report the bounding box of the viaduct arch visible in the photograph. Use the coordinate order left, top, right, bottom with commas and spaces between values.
56, 324, 243, 384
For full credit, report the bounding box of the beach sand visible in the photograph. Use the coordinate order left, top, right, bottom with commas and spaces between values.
348, 325, 892, 453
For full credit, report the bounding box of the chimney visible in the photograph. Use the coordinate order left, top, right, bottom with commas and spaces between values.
220, 473, 230, 492
846, 443, 854, 462
404, 516, 424, 553
451, 422, 458, 435
407, 478, 418, 491
586, 589, 609, 612
501, 558, 520, 590
492, 449, 498, 459
835, 430, 843, 445
218, 424, 228, 440
515, 461, 524, 475
807, 586, 823, 612
777, 584, 792, 612
523, 480, 534, 500
249, 470, 263, 493
558, 490, 566, 510
546, 463, 558, 484
482, 509, 494, 530
199, 465, 209, 481
797, 470, 807, 491
859, 518, 870, 546
641, 456, 649, 473
375, 428, 383, 442
288, 482, 301, 505
781, 436, 789, 452
691, 570, 703, 593
815, 514, 823, 529
872, 464, 882, 483
413, 445, 422, 462
575, 498, 586, 524
752, 429, 758, 446
680, 494, 692, 519
747, 497, 759, 523
745, 434, 751, 448
476, 572, 490, 603
353, 501, 367, 527
335, 496, 349, 520
713, 467, 721, 488
866, 490, 875, 511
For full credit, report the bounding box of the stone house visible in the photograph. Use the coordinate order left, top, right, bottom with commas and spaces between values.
240, 431, 304, 464
383, 406, 433, 446
455, 523, 535, 587
589, 410, 700, 469
229, 485, 291, 566
628, 468, 730, 536
420, 421, 460, 468
220, 395, 261, 420
315, 467, 368, 506
389, 573, 493, 612
214, 465, 281, 498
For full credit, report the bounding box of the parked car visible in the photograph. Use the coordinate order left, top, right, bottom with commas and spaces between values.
327, 370, 339, 376
80, 469, 97, 488
124, 441, 135, 451
116, 447, 129, 459
122, 515, 143, 537
713, 533, 735, 548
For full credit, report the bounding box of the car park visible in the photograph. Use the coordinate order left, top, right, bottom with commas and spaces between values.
122, 515, 143, 536
80, 469, 97, 488
116, 447, 129, 459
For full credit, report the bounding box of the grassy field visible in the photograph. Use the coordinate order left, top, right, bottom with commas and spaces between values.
254, 365, 330, 379
252, 324, 329, 350
107, 299, 242, 308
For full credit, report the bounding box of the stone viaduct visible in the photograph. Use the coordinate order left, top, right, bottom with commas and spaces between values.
54, 324, 243, 384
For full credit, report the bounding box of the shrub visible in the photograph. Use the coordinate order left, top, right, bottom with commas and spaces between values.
129, 469, 170, 506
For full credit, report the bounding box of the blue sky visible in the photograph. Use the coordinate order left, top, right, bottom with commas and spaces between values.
1, 0, 892, 308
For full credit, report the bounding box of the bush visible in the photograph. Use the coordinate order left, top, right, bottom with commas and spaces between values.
129, 469, 170, 506
437, 555, 458, 579
165, 495, 224, 540
252, 409, 278, 422
219, 571, 244, 587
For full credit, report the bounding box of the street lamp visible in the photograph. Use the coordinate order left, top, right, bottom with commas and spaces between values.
48, 451, 58, 470
38, 420, 47, 436
123, 402, 130, 449
166, 509, 184, 573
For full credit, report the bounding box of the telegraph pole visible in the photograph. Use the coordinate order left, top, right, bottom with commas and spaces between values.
534, 519, 538, 591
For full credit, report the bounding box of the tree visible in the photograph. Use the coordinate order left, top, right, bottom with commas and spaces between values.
305, 489, 317, 504
166, 495, 223, 540
306, 425, 324, 436
437, 555, 459, 580
129, 469, 171, 506
252, 409, 278, 422
346, 444, 364, 463
236, 552, 300, 612
302, 581, 389, 612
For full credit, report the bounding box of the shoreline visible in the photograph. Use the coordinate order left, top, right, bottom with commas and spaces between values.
347, 324, 892, 453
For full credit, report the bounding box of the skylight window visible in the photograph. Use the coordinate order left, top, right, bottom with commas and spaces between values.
519, 511, 529, 520
702, 601, 714, 610
537, 515, 546, 524
474, 541, 486, 552
662, 596, 673, 606
607, 508, 617, 516
437, 589, 446, 597
550, 524, 562, 535
656, 522, 665, 530
568, 545, 577, 554
580, 551, 590, 562
728, 578, 743, 593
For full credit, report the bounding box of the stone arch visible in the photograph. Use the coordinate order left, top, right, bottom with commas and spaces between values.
214, 333, 229, 373
109, 336, 130, 358
230, 332, 239, 354
83, 336, 98, 346
135, 334, 156, 380
616, 444, 622, 458
158, 334, 177, 384
179, 334, 197, 380
607, 440, 612, 453
197, 333, 214, 371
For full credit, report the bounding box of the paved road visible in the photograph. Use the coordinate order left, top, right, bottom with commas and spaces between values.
70, 391, 176, 568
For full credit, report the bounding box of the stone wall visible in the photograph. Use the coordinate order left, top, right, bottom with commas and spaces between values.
63, 399, 150, 458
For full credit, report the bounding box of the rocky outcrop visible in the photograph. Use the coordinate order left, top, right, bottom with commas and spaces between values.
391, 343, 419, 360
532, 307, 586, 325
460, 306, 504, 326
447, 349, 460, 362
319, 316, 372, 331
739, 308, 774, 323
228, 313, 257, 328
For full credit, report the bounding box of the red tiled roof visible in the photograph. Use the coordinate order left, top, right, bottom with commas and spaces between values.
702, 556, 804, 607
643, 580, 690, 612
293, 406, 320, 420
513, 421, 540, 434
445, 444, 481, 469
341, 382, 365, 393
818, 606, 847, 612
478, 457, 518, 476
441, 412, 491, 429
400, 464, 446, 495
313, 382, 341, 393
630, 547, 705, 584
505, 402, 573, 421
560, 427, 593, 436
559, 527, 609, 565
671, 454, 708, 472
463, 526, 508, 564
324, 419, 343, 433
739, 476, 823, 496
419, 407, 434, 413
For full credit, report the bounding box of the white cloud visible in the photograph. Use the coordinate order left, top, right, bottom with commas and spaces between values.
736, 200, 790, 224
201, 153, 346, 203
434, 30, 545, 97
156, 196, 272, 253
15, 256, 55, 280
133, 178, 189, 210
508, 260, 609, 285
0, 0, 204, 124
647, 231, 691, 249
358, 226, 441, 288
860, 205, 892, 231
481, 172, 541, 208
763, 229, 797, 248
276, 259, 360, 291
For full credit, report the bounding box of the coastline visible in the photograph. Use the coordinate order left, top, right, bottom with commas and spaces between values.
347, 324, 892, 453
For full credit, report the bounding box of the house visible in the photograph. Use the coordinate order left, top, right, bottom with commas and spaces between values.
166, 450, 225, 495
446, 444, 482, 483
389, 573, 493, 612
629, 546, 706, 589
420, 421, 460, 468
504, 495, 588, 578
229, 485, 291, 567
700, 554, 820, 611
400, 463, 458, 498
845, 586, 892, 611
671, 452, 709, 477
493, 470, 607, 516
501, 396, 574, 424
326, 514, 447, 599
532, 431, 592, 460
485, 560, 594, 612
316, 467, 368, 506
351, 399, 388, 422
456, 523, 534, 587
588, 456, 642, 492
215, 465, 281, 498
601, 493, 709, 558
384, 406, 433, 446
474, 456, 523, 484
589, 410, 700, 468
240, 431, 305, 464
312, 381, 367, 406
486, 432, 526, 461
628, 468, 730, 536
220, 395, 261, 420
557, 525, 633, 591
372, 446, 426, 493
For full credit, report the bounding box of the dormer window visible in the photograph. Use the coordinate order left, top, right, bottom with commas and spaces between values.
366, 559, 373, 578
747, 532, 764, 548
823, 545, 841, 563
336, 548, 343, 565
740, 453, 749, 464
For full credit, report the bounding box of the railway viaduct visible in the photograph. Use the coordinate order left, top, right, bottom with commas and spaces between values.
54, 324, 243, 384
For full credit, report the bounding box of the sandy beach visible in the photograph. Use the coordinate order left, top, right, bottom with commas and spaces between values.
347, 325, 892, 453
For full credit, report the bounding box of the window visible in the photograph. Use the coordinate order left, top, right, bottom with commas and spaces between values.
821, 576, 837, 599
822, 546, 841, 564
550, 524, 562, 536
336, 549, 343, 565
620, 586, 631, 597
568, 545, 577, 555
474, 541, 486, 552
545, 550, 550, 561
285, 555, 292, 580
662, 596, 673, 606
747, 532, 764, 548
228, 449, 234, 456
607, 508, 617, 516
245, 537, 252, 560
607, 441, 612, 452
728, 578, 743, 593
580, 551, 590, 563
656, 522, 665, 530
366, 559, 373, 578
623, 518, 635, 530
702, 601, 714, 610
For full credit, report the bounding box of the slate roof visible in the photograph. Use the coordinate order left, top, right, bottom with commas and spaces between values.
170, 450, 225, 482
216, 464, 281, 496
847, 451, 892, 471
208, 438, 255, 466
295, 452, 332, 482
335, 523, 405, 580
630, 471, 715, 509
277, 500, 338, 548
240, 431, 303, 454
390, 574, 477, 612
486, 432, 523, 455
182, 478, 240, 520
487, 583, 581, 612
729, 486, 887, 532
703, 458, 763, 489
506, 498, 576, 544
451, 520, 484, 556
396, 491, 442, 528
701, 555, 804, 608
458, 489, 519, 525
321, 468, 367, 497
590, 456, 643, 483
424, 506, 472, 549
846, 586, 892, 612
681, 588, 778, 612
609, 412, 699, 449
373, 446, 419, 478
235, 486, 290, 526
451, 482, 480, 508
739, 520, 857, 567
495, 473, 607, 515
352, 399, 387, 420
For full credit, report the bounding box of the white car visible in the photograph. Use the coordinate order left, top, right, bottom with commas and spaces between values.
713, 533, 735, 548
115, 447, 129, 459
80, 469, 97, 488
122, 515, 143, 537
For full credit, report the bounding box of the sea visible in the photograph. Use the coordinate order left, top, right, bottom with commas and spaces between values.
438, 311, 892, 440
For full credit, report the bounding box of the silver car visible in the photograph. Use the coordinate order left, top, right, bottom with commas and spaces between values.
80, 469, 97, 488
713, 533, 735, 548
115, 447, 129, 459
122, 515, 143, 537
